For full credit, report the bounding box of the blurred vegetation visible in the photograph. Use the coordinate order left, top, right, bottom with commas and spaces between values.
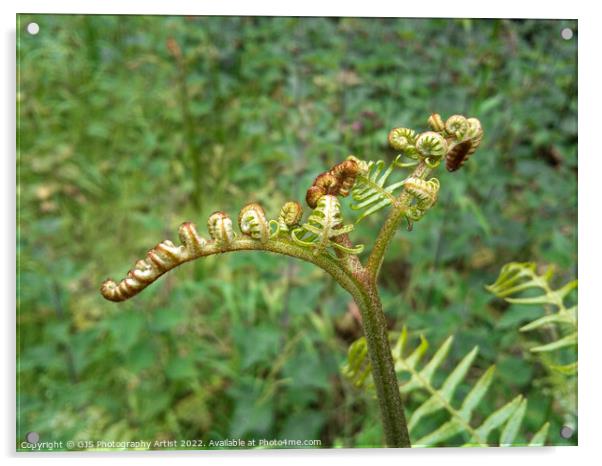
17, 15, 577, 449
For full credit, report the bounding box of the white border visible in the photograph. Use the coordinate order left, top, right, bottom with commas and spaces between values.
3, 1, 600, 465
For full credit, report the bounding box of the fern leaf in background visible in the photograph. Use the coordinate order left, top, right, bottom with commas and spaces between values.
486, 262, 577, 437
342, 327, 548, 447
486, 262, 577, 372
350, 155, 407, 222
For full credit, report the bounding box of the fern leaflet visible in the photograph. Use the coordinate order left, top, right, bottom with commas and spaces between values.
291, 194, 364, 256
350, 155, 407, 222
486, 262, 577, 371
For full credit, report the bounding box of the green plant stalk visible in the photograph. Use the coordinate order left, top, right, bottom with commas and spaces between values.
367, 162, 430, 281
354, 281, 411, 447
326, 233, 411, 447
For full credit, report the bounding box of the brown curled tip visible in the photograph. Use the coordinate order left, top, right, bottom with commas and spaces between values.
330, 159, 359, 177
306, 185, 326, 208
305, 159, 362, 208
313, 173, 339, 193
329, 159, 359, 196
445, 140, 473, 172
100, 279, 128, 302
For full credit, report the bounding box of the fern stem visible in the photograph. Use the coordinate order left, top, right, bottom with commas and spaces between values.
366, 162, 430, 282
354, 281, 412, 447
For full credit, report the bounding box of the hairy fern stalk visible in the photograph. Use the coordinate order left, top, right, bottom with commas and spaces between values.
101, 113, 486, 448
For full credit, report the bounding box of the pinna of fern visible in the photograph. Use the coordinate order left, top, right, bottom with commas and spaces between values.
486, 262, 577, 374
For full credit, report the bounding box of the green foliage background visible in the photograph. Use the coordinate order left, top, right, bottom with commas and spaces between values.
17, 15, 577, 449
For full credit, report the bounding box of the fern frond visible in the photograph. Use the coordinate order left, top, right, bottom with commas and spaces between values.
342, 328, 548, 447
350, 154, 407, 222
486, 262, 577, 360
291, 194, 364, 256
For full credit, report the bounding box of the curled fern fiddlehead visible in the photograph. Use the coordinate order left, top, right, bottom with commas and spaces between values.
305, 159, 360, 208
270, 200, 303, 237
238, 202, 270, 243
444, 114, 469, 140
329, 159, 361, 196
280, 201, 303, 226
415, 131, 448, 168
208, 211, 235, 246
404, 176, 440, 222
292, 194, 364, 256
179, 221, 208, 255
427, 113, 446, 133
100, 111, 486, 448
388, 127, 418, 153
101, 222, 208, 302
445, 117, 484, 172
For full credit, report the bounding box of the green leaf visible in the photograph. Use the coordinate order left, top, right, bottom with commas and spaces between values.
345, 329, 542, 448
487, 262, 578, 365
459, 365, 496, 421
414, 419, 464, 447
408, 346, 479, 429
529, 422, 550, 447
519, 309, 576, 332
351, 155, 406, 222
401, 336, 453, 393
556, 280, 578, 300
530, 332, 577, 352
473, 395, 523, 443
500, 398, 527, 446
549, 361, 578, 375
165, 356, 198, 380
506, 295, 556, 305
393, 328, 428, 372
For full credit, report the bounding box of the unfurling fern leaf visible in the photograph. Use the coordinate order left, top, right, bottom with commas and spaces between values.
291, 194, 364, 256
486, 262, 577, 371
342, 328, 549, 447
270, 201, 303, 237
404, 177, 440, 223
238, 202, 270, 243
350, 154, 407, 222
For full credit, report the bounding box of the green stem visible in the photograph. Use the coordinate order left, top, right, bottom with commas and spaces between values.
331, 235, 411, 446
366, 162, 430, 282
354, 280, 411, 447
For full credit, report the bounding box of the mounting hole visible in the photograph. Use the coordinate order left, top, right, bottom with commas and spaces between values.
560, 425, 574, 439
561, 28, 573, 40
26, 22, 40, 35
25, 431, 40, 444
